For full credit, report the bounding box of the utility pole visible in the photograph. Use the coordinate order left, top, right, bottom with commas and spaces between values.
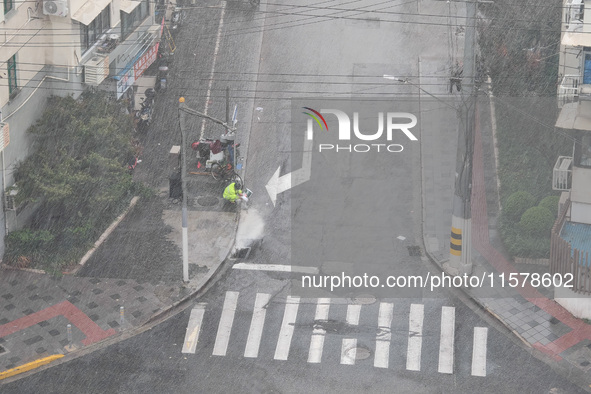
178, 97, 190, 283
444, 0, 478, 276
177, 97, 237, 283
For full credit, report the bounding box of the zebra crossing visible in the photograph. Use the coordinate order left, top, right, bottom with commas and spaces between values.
181, 291, 489, 377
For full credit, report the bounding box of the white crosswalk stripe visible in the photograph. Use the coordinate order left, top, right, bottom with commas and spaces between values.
181, 304, 206, 354
212, 291, 239, 356
374, 302, 393, 369
308, 298, 330, 363
341, 304, 361, 365
472, 327, 488, 377
182, 293, 489, 377
438, 306, 455, 374
406, 303, 424, 371
244, 293, 271, 358
274, 296, 300, 360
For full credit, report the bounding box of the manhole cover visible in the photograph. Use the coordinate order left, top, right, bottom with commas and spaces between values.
346, 346, 371, 360
351, 294, 376, 305
197, 196, 218, 206
407, 245, 422, 256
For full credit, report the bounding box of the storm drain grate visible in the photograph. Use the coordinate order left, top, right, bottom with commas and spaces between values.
407, 245, 422, 256
232, 247, 251, 259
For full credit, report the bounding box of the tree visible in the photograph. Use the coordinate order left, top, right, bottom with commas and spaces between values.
5, 92, 140, 269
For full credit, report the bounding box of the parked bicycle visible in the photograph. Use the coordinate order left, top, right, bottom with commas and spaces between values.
211, 161, 242, 185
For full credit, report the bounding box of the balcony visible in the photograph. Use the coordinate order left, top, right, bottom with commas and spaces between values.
565, 0, 584, 30
558, 74, 581, 108
562, 0, 591, 46
553, 156, 573, 191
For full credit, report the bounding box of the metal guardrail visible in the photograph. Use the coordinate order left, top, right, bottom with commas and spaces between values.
558, 75, 580, 107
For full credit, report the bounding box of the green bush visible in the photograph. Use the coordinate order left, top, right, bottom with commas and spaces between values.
538, 195, 560, 217
519, 206, 555, 237
504, 191, 536, 222
4, 229, 55, 267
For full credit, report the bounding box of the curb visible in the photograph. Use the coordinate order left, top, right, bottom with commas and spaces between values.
0, 354, 64, 380
66, 196, 140, 275
146, 211, 241, 325
0, 196, 141, 276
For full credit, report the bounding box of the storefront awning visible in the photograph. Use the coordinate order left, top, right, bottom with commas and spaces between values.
71, 0, 111, 25
120, 0, 141, 14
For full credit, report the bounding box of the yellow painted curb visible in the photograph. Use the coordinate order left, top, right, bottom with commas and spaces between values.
0, 354, 64, 380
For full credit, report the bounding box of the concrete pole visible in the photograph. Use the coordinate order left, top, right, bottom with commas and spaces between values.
178, 97, 190, 283
444, 0, 477, 276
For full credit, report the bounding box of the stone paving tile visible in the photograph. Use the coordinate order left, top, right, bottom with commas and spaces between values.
0, 270, 182, 372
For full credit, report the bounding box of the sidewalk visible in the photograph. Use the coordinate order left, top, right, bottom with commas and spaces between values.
0, 179, 238, 379
421, 86, 591, 386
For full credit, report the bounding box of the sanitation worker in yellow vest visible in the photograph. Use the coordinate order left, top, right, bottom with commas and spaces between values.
223, 181, 243, 204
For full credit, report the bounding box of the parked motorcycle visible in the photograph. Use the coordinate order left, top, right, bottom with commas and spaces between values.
135, 88, 155, 133
171, 7, 185, 35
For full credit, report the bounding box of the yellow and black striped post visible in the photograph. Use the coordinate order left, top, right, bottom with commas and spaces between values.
450, 227, 462, 257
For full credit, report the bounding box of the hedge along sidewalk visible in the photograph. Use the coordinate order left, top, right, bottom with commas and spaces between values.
65, 196, 140, 276
1, 196, 141, 276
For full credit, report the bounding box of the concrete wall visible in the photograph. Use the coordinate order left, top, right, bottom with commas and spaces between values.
555, 285, 591, 320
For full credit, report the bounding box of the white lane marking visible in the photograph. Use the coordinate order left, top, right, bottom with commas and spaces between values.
308, 298, 330, 363
341, 338, 357, 365
471, 327, 488, 377
346, 304, 362, 325
438, 306, 455, 374
199, 2, 226, 139
244, 293, 271, 358
232, 263, 319, 274
274, 296, 300, 360
340, 304, 362, 365
212, 291, 239, 356
181, 304, 206, 354
406, 303, 424, 371
374, 302, 393, 368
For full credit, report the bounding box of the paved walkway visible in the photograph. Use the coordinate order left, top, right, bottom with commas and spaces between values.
421, 84, 591, 382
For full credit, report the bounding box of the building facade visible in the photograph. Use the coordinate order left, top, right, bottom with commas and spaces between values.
0, 0, 162, 256
552, 0, 591, 318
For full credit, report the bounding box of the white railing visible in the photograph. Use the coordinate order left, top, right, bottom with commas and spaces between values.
553, 156, 573, 191
566, 0, 584, 28
559, 74, 581, 107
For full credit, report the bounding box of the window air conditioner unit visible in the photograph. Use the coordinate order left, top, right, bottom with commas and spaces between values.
84, 55, 109, 86
4, 188, 18, 211
43, 0, 69, 17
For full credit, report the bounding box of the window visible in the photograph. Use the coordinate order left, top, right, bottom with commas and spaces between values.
7, 54, 17, 97
79, 6, 111, 54
3, 0, 13, 14
576, 133, 591, 168
121, 0, 149, 40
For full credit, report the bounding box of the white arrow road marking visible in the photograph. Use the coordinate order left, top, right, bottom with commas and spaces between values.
265, 121, 313, 206
181, 304, 206, 354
